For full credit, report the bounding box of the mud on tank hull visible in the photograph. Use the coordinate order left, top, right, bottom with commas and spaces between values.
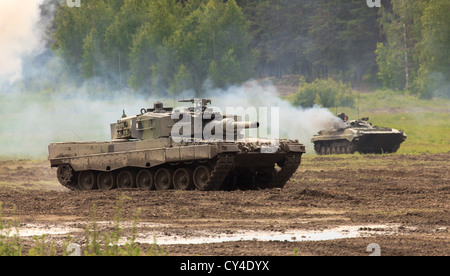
49, 139, 305, 191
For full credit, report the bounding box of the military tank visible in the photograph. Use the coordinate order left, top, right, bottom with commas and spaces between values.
49, 99, 305, 191
311, 113, 407, 155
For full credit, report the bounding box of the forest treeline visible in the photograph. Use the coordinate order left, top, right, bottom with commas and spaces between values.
49, 0, 449, 99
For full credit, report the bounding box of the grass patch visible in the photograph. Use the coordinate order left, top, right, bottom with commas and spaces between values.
301, 152, 440, 172
357, 90, 449, 111
368, 113, 449, 154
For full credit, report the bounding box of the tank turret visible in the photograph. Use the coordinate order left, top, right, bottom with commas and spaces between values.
111, 101, 175, 141
110, 99, 259, 142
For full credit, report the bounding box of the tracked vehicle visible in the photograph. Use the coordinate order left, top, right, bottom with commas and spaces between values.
311, 114, 407, 155
49, 99, 305, 191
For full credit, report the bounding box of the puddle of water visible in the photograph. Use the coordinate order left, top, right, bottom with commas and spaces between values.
2, 221, 404, 246
4, 223, 83, 237
1, 221, 168, 238
137, 224, 402, 245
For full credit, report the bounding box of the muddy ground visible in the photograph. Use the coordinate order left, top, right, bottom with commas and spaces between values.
0, 153, 448, 256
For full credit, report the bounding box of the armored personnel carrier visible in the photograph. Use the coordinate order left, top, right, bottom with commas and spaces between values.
49, 99, 305, 191
311, 113, 407, 155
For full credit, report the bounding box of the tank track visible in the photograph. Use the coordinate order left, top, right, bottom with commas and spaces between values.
63, 180, 79, 191
202, 153, 235, 191
56, 153, 302, 191
313, 140, 358, 155
268, 153, 302, 188
314, 139, 403, 155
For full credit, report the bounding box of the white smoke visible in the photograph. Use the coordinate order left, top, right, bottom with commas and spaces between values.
201, 80, 341, 153
0, 80, 339, 158
0, 0, 47, 84
0, 1, 340, 158
0, 91, 155, 158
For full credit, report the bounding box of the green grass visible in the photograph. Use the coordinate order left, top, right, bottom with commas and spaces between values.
357, 90, 449, 110
368, 113, 449, 154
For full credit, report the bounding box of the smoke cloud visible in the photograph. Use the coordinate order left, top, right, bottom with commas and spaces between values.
0, 0, 47, 84
0, 91, 153, 158
0, 1, 340, 158
0, 81, 340, 158
202, 80, 341, 152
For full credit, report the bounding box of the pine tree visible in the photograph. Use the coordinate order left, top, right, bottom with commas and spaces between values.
414, 0, 450, 98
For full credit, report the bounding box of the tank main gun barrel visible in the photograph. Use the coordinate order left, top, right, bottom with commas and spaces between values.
208, 118, 259, 132
222, 118, 259, 132
178, 99, 211, 107
233, 121, 260, 130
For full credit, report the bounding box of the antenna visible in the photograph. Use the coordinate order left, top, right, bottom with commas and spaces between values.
119, 53, 125, 112
71, 130, 85, 142
357, 91, 360, 118
119, 53, 123, 94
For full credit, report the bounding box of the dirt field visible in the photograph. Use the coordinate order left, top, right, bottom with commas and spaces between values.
0, 153, 448, 256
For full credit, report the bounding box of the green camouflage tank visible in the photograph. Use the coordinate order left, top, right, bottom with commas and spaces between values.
49, 99, 305, 191
311, 113, 407, 155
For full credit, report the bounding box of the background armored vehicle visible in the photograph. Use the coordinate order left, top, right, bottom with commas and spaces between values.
49, 99, 305, 191
311, 114, 407, 155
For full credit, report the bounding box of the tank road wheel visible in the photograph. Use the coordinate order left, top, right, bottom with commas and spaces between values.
78, 171, 97, 191
117, 170, 135, 189
136, 169, 154, 190
173, 168, 193, 190
320, 146, 326, 155
154, 168, 173, 190
97, 171, 116, 191
332, 146, 337, 154
193, 166, 212, 191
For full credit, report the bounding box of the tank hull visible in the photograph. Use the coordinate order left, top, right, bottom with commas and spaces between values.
356, 132, 406, 153
49, 139, 305, 191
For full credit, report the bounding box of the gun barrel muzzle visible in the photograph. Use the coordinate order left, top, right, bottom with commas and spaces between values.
232, 121, 260, 129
